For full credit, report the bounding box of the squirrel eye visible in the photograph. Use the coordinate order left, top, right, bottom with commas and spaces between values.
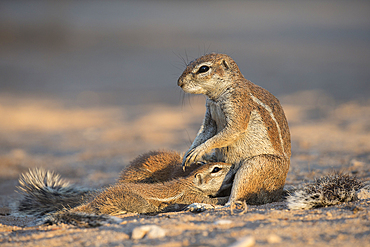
211, 166, 221, 173
197, 65, 210, 74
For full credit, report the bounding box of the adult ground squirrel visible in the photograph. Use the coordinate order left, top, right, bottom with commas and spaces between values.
178, 53, 291, 204
17, 151, 233, 219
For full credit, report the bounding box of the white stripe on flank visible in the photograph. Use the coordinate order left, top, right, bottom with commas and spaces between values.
249, 93, 287, 158
147, 191, 185, 202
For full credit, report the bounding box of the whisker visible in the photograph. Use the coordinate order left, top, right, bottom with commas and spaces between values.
206, 43, 211, 55
173, 50, 187, 67
184, 49, 189, 65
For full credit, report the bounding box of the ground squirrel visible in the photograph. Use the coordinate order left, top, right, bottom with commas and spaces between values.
17, 151, 233, 220
178, 53, 291, 204
71, 161, 233, 215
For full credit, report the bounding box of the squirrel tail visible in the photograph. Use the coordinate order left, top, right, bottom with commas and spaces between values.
16, 168, 92, 217
287, 172, 364, 210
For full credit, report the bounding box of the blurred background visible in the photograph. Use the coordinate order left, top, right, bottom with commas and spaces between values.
0, 0, 369, 201
1, 1, 369, 104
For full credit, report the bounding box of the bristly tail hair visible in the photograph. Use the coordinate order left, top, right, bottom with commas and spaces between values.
16, 168, 92, 217
287, 172, 364, 210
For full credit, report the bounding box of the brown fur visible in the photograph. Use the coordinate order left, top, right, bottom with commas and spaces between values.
178, 53, 291, 204
118, 150, 199, 184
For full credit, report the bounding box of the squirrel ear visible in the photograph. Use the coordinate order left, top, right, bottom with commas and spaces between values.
221, 60, 229, 70
196, 161, 206, 165
194, 174, 203, 186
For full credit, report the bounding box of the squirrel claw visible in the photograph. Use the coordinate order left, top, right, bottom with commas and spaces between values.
224, 201, 248, 215
183, 147, 206, 167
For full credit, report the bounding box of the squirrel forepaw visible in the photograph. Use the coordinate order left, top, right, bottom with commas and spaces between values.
183, 146, 207, 167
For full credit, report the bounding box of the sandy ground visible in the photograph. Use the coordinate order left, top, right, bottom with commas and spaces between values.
0, 91, 369, 246
1, 1, 369, 246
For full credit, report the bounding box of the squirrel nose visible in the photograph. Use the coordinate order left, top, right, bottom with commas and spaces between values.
177, 78, 184, 88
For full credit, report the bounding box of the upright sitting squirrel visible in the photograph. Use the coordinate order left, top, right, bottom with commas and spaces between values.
178, 53, 291, 204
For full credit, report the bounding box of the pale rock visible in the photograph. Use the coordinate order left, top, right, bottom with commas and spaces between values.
267, 233, 282, 243
214, 219, 233, 225
185, 203, 215, 212
230, 236, 255, 247
357, 185, 370, 200
131, 225, 166, 239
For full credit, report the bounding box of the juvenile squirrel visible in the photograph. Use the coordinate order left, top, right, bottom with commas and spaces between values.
178, 53, 291, 204
70, 161, 233, 215
16, 151, 233, 220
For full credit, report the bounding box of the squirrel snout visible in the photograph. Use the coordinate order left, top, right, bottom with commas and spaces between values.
177, 78, 184, 88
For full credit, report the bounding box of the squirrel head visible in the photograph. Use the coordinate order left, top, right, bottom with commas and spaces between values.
192, 162, 234, 197
177, 53, 243, 100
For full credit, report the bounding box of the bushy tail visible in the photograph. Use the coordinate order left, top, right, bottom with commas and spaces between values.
17, 168, 92, 217
287, 172, 365, 210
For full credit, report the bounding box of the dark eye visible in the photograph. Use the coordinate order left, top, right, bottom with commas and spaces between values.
197, 65, 210, 74
211, 166, 221, 173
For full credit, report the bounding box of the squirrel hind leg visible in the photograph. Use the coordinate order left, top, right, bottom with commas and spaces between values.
16, 168, 91, 217
228, 155, 289, 205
